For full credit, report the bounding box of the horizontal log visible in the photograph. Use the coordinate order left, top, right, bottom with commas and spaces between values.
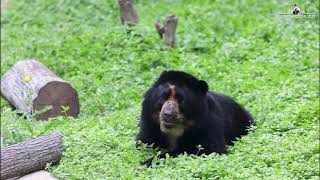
1, 59, 79, 120
1, 132, 63, 180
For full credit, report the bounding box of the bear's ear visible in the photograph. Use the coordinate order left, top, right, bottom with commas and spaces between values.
160, 70, 168, 76
198, 80, 208, 94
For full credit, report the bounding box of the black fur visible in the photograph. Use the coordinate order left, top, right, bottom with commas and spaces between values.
137, 71, 253, 166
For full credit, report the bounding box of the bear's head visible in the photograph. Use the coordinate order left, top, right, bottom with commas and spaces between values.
144, 71, 209, 137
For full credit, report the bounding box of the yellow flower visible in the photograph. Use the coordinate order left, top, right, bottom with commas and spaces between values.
24, 75, 31, 82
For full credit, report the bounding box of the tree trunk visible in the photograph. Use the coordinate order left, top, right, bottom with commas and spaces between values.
155, 15, 178, 48
0, 132, 63, 180
0, 59, 80, 120
118, 0, 139, 26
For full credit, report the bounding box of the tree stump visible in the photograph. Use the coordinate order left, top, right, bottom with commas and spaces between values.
0, 59, 80, 120
118, 0, 139, 26
155, 15, 178, 48
0, 132, 63, 180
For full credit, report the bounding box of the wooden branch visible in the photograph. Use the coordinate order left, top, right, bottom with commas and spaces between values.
1, 132, 63, 180
0, 59, 80, 120
155, 15, 178, 48
118, 0, 139, 26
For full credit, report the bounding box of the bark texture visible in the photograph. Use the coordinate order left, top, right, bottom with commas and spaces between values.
0, 59, 79, 120
118, 0, 139, 26
155, 15, 178, 48
0, 132, 63, 180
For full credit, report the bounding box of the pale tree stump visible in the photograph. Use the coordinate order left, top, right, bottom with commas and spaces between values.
155, 15, 178, 48
0, 59, 80, 120
0, 132, 63, 180
118, 0, 139, 26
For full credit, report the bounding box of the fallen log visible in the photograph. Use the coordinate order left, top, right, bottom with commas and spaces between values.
155, 15, 178, 48
0, 59, 80, 120
118, 0, 139, 26
0, 132, 63, 180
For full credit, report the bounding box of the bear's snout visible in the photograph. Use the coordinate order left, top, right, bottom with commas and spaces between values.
160, 100, 179, 124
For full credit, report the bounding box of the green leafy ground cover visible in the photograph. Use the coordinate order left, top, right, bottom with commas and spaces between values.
1, 0, 319, 179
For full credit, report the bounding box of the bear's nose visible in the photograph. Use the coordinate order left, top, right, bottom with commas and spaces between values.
161, 100, 178, 123
162, 112, 175, 121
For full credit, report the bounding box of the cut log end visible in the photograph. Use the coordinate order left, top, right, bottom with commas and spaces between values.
33, 81, 79, 120
1, 59, 80, 120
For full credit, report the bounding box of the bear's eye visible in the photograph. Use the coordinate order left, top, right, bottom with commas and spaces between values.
160, 91, 170, 99
156, 93, 168, 108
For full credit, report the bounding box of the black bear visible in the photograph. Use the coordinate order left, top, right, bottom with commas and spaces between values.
137, 71, 253, 166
